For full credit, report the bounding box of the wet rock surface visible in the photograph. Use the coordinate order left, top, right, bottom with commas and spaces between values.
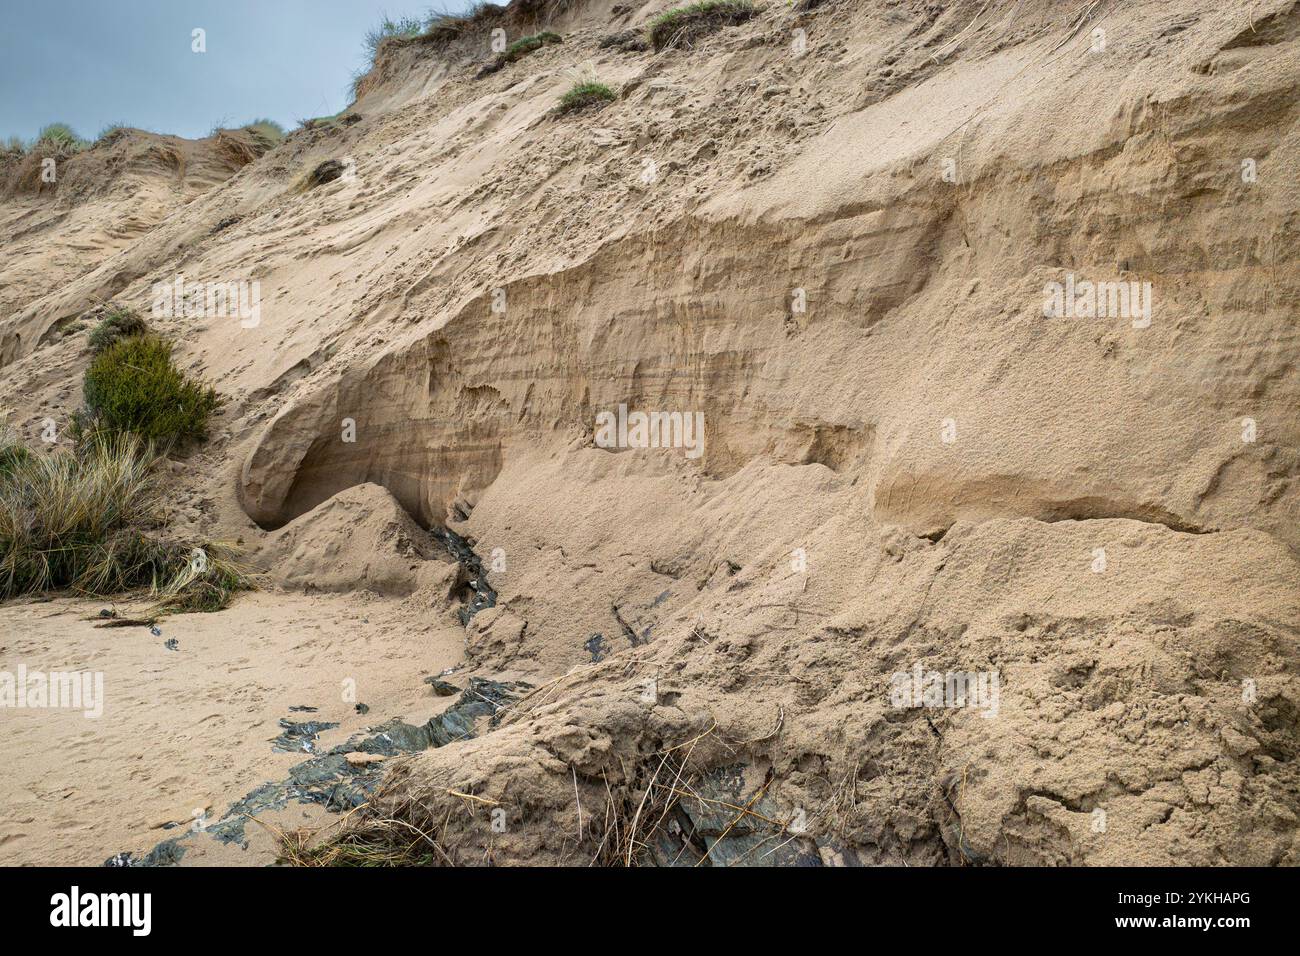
270, 718, 339, 754
106, 678, 531, 865
424, 676, 461, 697
104, 838, 187, 868
433, 526, 497, 624
643, 765, 822, 867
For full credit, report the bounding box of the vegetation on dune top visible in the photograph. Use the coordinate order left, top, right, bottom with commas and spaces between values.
95, 122, 130, 145
242, 118, 286, 147
360, 6, 496, 63
364, 14, 426, 62
421, 3, 494, 42
1, 122, 92, 155
3, 121, 161, 155
353, 4, 498, 101
503, 31, 562, 62
35, 122, 90, 151
647, 0, 757, 51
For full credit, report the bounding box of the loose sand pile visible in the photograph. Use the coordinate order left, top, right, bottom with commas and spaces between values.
1, 0, 1297, 865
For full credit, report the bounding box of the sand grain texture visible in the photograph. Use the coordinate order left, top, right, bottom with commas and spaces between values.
1, 0, 1298, 866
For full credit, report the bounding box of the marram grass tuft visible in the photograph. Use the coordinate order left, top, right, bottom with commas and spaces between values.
0, 433, 251, 611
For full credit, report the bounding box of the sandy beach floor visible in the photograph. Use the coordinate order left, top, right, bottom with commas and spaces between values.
0, 590, 464, 866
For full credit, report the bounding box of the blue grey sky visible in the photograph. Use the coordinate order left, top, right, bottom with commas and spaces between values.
0, 0, 474, 143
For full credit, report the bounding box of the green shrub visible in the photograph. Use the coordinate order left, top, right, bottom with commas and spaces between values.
503, 31, 562, 63
80, 335, 221, 447
0, 433, 249, 609
647, 0, 756, 51
558, 81, 617, 115
87, 306, 148, 353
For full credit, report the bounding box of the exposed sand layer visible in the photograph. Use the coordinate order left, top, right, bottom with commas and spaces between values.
1, 0, 1298, 865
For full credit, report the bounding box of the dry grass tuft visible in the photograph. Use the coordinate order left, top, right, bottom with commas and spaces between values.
290, 719, 730, 867
277, 815, 454, 867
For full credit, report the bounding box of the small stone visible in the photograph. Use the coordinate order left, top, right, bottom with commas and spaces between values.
344, 752, 386, 767
424, 677, 460, 697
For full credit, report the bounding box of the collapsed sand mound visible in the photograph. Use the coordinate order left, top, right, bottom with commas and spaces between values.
261, 482, 457, 596
341, 445, 1299, 866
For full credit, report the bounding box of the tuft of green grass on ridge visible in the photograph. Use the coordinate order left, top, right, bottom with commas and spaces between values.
364, 14, 425, 61
242, 118, 285, 147
647, 0, 757, 52
352, 4, 496, 102
95, 122, 131, 145
557, 80, 617, 115
34, 123, 89, 153
503, 31, 562, 63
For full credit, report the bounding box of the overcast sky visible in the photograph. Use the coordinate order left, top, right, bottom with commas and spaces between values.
0, 0, 474, 142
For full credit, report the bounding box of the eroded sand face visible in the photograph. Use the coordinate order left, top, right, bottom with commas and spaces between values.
1, 0, 1298, 865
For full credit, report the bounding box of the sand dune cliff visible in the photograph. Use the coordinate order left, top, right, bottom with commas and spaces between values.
1, 0, 1298, 866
